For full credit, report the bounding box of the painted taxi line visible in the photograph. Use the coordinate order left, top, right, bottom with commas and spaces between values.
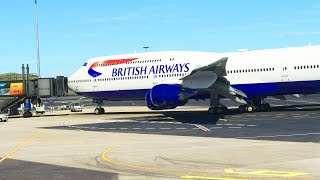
0, 129, 44, 164
101, 146, 308, 179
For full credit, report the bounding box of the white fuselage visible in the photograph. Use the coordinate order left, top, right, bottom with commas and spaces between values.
68, 46, 320, 100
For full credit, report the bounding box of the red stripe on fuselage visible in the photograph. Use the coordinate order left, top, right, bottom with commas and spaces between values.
90, 58, 138, 68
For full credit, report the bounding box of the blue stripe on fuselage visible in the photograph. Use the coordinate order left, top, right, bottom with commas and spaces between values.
233, 80, 320, 97
76, 80, 320, 101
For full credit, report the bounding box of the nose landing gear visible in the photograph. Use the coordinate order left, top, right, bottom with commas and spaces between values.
93, 99, 105, 115
94, 107, 105, 115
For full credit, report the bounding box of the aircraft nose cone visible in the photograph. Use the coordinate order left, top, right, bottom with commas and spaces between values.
67, 75, 77, 93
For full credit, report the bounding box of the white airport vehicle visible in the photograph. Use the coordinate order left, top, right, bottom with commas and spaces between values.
60, 105, 70, 110
68, 46, 320, 114
35, 106, 45, 114
70, 102, 82, 112
0, 114, 8, 122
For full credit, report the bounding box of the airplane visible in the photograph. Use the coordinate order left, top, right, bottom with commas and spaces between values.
68, 45, 320, 115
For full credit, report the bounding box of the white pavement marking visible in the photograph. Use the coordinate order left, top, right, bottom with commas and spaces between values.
194, 124, 211, 132
210, 127, 222, 129
286, 99, 320, 104
228, 127, 242, 129
238, 132, 320, 139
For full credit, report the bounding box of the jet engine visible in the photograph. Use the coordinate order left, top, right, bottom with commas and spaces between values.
145, 84, 197, 110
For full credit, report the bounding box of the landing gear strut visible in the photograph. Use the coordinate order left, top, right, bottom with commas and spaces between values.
93, 99, 105, 115
208, 91, 228, 114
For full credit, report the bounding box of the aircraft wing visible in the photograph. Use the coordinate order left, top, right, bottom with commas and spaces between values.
181, 57, 247, 104
186, 57, 228, 77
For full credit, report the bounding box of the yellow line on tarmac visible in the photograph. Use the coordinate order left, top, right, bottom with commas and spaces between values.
101, 147, 309, 180
101, 147, 225, 177
181, 176, 246, 180
0, 129, 44, 164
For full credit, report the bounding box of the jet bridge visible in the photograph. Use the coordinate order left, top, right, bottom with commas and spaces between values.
0, 64, 68, 117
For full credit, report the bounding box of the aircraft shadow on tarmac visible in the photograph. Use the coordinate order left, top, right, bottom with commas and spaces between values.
0, 159, 118, 180
100, 103, 320, 115
97, 104, 320, 125
43, 103, 320, 143
41, 103, 320, 126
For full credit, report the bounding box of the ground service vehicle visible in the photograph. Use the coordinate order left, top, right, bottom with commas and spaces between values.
0, 114, 8, 122
70, 102, 82, 112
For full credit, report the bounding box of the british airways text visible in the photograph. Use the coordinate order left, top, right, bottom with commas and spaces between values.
111, 63, 190, 77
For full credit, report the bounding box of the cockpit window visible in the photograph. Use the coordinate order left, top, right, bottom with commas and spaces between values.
83, 62, 88, 66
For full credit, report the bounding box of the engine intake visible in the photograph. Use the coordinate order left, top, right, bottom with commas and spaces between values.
145, 84, 196, 110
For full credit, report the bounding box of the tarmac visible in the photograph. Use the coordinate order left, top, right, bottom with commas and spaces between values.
0, 96, 320, 180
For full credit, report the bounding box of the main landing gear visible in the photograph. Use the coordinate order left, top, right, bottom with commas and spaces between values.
238, 98, 271, 113
208, 106, 228, 114
93, 99, 105, 115
208, 91, 228, 114
207, 92, 271, 114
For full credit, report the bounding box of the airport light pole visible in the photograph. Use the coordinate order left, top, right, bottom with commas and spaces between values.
34, 0, 41, 78
143, 46, 149, 52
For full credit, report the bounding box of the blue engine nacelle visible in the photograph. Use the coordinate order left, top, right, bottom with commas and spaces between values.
145, 84, 196, 110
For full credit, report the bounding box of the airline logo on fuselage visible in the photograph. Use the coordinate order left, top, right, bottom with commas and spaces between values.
88, 58, 138, 77
111, 63, 190, 77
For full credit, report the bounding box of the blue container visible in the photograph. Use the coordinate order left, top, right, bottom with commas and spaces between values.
25, 100, 30, 110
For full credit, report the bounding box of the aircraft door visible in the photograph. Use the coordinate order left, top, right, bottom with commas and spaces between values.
281, 66, 290, 82
152, 74, 163, 86
93, 78, 98, 91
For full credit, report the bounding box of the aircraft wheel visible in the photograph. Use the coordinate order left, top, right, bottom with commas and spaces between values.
255, 104, 264, 112
208, 107, 224, 114
238, 105, 246, 113
23, 111, 33, 118
263, 103, 271, 111
94, 108, 100, 115
222, 106, 228, 113
208, 107, 215, 114
216, 107, 224, 114
246, 105, 256, 113
100, 108, 105, 114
